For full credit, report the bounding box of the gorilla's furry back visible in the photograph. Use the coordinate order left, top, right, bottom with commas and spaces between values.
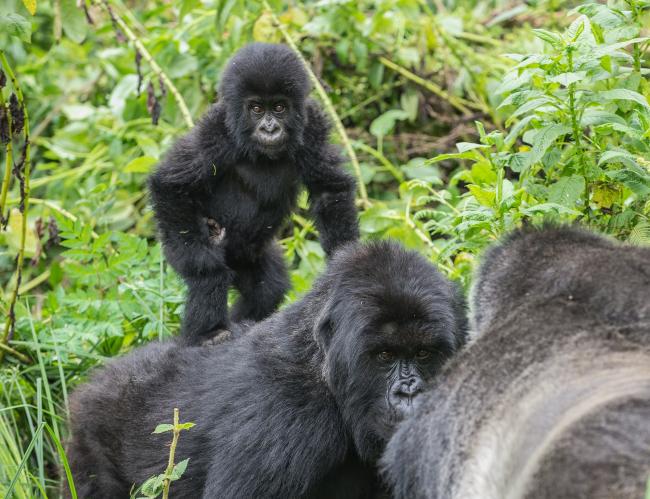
382, 226, 650, 499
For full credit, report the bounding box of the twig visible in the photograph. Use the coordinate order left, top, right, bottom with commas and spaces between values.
1, 50, 32, 362
0, 341, 31, 363
162, 408, 180, 499
378, 56, 478, 116
262, 1, 370, 207
95, 0, 194, 129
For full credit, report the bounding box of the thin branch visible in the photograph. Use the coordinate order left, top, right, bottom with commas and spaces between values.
162, 408, 180, 499
1, 50, 32, 362
378, 56, 480, 116
262, 1, 370, 207
96, 0, 194, 129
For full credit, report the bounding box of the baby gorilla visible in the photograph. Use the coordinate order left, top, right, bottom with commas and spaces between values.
382, 226, 650, 499
149, 43, 359, 344
65, 241, 467, 498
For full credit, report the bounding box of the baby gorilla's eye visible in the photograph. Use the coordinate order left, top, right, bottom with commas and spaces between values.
273, 103, 285, 113
251, 104, 264, 114
378, 350, 395, 362
415, 350, 431, 360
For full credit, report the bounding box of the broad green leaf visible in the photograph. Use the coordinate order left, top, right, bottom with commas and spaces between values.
606, 168, 650, 197
548, 175, 585, 207
152, 424, 174, 434
400, 91, 419, 122
124, 156, 157, 173
599, 89, 650, 109
526, 124, 571, 166
532, 29, 563, 47
467, 185, 496, 207
580, 109, 626, 127
5, 208, 39, 257
169, 458, 190, 480
1, 13, 32, 43
370, 110, 410, 138
598, 150, 637, 168
549, 72, 586, 87
176, 422, 196, 431
61, 0, 87, 43
425, 151, 479, 165
521, 203, 580, 215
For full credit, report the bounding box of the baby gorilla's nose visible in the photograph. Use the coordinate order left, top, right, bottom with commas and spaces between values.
262, 119, 279, 133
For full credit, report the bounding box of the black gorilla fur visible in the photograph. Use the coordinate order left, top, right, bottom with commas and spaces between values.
382, 226, 650, 499
148, 43, 359, 344
65, 241, 467, 498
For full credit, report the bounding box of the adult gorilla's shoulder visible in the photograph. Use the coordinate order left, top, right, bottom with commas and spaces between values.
66, 240, 467, 498
382, 225, 650, 499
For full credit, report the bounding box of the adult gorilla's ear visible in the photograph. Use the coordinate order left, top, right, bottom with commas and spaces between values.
313, 295, 335, 352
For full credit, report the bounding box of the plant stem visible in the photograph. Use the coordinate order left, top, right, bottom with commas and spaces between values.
1, 50, 32, 362
0, 87, 13, 220
262, 1, 370, 207
96, 0, 194, 129
566, 47, 589, 209
162, 408, 180, 499
378, 57, 478, 116
353, 141, 404, 182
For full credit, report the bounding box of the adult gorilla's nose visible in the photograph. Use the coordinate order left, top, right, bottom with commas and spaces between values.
389, 376, 424, 417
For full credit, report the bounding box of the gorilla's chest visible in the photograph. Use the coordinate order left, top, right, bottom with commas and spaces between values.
205, 160, 300, 248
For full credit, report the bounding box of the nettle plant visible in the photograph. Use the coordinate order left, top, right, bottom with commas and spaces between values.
413, 0, 650, 255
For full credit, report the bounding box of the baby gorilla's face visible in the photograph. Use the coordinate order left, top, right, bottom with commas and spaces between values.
246, 96, 291, 156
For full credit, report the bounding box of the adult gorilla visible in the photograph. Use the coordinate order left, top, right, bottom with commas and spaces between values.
66, 241, 467, 498
382, 226, 650, 499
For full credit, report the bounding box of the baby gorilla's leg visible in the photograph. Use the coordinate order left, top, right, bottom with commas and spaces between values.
231, 242, 290, 323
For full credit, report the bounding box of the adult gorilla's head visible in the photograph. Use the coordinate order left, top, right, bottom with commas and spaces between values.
218, 43, 311, 158
314, 241, 468, 461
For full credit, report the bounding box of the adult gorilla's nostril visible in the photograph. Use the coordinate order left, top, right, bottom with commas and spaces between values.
400, 377, 423, 396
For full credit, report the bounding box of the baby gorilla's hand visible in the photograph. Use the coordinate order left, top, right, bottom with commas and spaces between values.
204, 217, 226, 246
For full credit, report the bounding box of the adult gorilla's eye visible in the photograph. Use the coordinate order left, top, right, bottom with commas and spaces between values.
273, 103, 285, 113
378, 350, 395, 362
415, 350, 431, 360
251, 104, 264, 114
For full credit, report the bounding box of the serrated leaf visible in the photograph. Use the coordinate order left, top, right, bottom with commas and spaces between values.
169, 458, 190, 480
467, 185, 495, 207
606, 168, 650, 197
580, 109, 626, 127
152, 424, 174, 434
548, 175, 585, 207
526, 124, 571, 167
628, 222, 650, 246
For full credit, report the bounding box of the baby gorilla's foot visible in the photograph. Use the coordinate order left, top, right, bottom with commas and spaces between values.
204, 218, 226, 246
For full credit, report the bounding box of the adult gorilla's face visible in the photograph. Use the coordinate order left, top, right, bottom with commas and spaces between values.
315, 242, 467, 462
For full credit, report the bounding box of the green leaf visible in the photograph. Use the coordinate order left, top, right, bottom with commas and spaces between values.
176, 422, 195, 431
425, 151, 479, 165
400, 91, 419, 122
548, 175, 585, 207
22, 0, 36, 15
124, 156, 157, 173
1, 13, 32, 43
532, 29, 563, 47
179, 0, 201, 20
526, 124, 571, 167
606, 168, 650, 197
169, 458, 190, 480
628, 222, 650, 246
152, 424, 174, 434
370, 110, 410, 138
467, 185, 496, 207
61, 0, 87, 43
521, 203, 580, 215
598, 150, 637, 168
548, 72, 586, 87
599, 89, 650, 109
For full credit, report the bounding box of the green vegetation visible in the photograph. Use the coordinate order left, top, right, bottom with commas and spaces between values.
1, 0, 648, 496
